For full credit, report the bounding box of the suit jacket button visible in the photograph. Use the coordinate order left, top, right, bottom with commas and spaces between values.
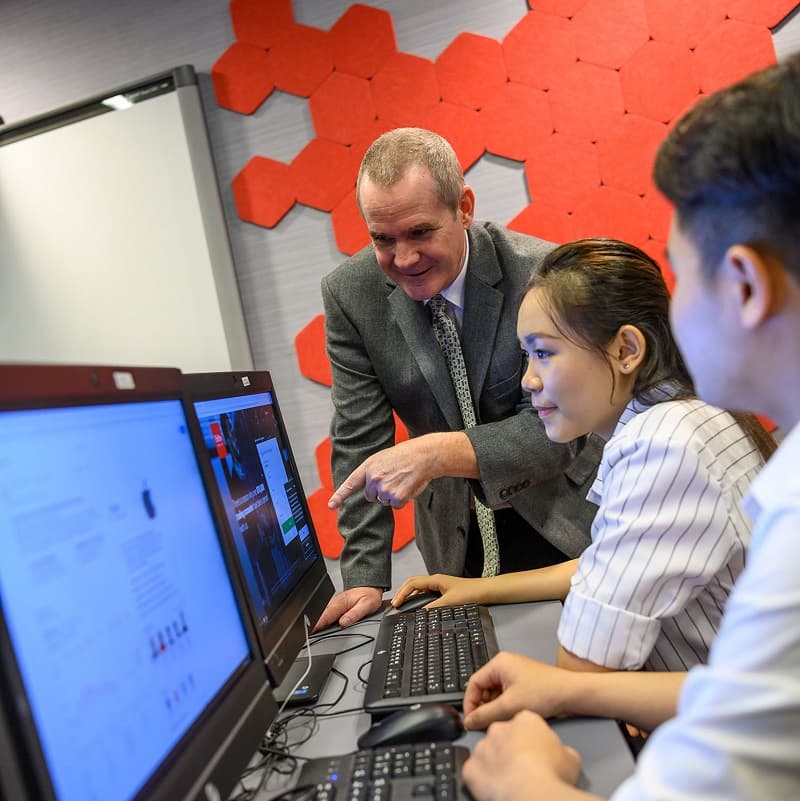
499, 488, 508, 499
521, 479, 531, 489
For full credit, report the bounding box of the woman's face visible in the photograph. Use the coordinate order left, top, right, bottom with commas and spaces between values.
517, 288, 632, 442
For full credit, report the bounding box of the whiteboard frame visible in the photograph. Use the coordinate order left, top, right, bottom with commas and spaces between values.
0, 64, 253, 372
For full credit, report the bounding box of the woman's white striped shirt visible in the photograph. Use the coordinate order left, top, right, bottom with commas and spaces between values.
557, 396, 764, 671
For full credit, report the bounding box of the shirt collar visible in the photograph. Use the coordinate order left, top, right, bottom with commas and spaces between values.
612, 382, 685, 438
743, 420, 800, 521
427, 230, 469, 312
588, 382, 688, 505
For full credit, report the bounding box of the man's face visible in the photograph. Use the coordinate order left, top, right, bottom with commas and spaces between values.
358, 165, 473, 302
667, 215, 739, 410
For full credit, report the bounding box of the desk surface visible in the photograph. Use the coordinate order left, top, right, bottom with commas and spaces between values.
255, 598, 635, 800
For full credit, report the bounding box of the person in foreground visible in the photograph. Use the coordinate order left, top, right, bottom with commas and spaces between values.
396, 237, 773, 675
315, 128, 602, 630
462, 55, 800, 801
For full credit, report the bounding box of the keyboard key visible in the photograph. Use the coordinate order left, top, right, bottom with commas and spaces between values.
297, 744, 472, 801
365, 605, 499, 714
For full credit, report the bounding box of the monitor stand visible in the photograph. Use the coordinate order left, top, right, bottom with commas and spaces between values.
273, 652, 336, 707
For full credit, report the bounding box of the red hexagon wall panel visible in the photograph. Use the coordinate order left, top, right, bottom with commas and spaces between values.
329, 4, 398, 78
229, 0, 294, 48
213, 0, 786, 558
644, 0, 729, 49
572, 0, 650, 69
503, 11, 577, 92
310, 72, 377, 146
370, 52, 441, 126
211, 43, 274, 114
620, 40, 701, 124
436, 33, 508, 110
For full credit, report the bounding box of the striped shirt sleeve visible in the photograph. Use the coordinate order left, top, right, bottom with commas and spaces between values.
557, 404, 747, 670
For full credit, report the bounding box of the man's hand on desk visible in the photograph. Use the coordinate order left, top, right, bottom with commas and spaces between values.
462, 710, 591, 801
312, 586, 383, 631
327, 432, 479, 510
463, 652, 571, 730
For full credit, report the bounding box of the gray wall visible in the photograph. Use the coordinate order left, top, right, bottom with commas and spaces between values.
1, 0, 798, 499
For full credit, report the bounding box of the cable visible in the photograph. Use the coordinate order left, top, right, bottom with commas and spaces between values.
262, 784, 316, 801
356, 658, 373, 687
302, 630, 375, 659
266, 615, 313, 742
236, 616, 382, 797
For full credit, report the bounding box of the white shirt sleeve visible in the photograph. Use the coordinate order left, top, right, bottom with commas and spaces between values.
611, 505, 800, 800
558, 422, 742, 670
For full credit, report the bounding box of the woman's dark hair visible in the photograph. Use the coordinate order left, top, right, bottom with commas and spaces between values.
525, 238, 776, 460
526, 237, 693, 403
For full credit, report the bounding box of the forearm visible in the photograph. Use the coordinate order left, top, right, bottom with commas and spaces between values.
421, 430, 480, 479
560, 670, 685, 731
468, 560, 578, 605
466, 410, 575, 493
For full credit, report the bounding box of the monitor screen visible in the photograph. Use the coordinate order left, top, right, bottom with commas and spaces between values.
0, 365, 275, 801
187, 372, 334, 687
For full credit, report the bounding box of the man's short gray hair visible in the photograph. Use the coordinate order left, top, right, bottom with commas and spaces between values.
357, 127, 465, 214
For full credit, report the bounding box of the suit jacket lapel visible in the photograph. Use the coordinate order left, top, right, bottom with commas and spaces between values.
388, 283, 463, 429
462, 227, 504, 418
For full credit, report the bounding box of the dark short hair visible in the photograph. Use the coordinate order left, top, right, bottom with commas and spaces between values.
525, 238, 694, 404
654, 54, 800, 281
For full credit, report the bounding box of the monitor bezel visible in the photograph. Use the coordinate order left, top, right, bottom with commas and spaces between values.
182, 370, 335, 688
0, 364, 277, 801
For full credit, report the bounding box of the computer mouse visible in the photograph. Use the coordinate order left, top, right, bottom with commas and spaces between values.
384, 589, 442, 616
357, 703, 464, 749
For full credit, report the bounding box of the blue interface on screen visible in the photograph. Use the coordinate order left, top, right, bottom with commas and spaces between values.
0, 400, 250, 801
193, 392, 317, 631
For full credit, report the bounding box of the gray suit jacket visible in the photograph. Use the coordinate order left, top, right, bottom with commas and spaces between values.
322, 222, 602, 590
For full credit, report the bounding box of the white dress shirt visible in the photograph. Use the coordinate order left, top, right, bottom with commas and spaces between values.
558, 392, 763, 671
426, 231, 469, 330
613, 421, 800, 800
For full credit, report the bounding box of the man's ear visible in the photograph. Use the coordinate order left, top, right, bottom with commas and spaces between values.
722, 245, 777, 330
459, 185, 475, 227
611, 325, 646, 375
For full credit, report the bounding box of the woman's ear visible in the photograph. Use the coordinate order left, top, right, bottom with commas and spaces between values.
611, 325, 646, 375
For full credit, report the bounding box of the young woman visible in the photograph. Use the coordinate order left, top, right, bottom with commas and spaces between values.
393, 238, 775, 673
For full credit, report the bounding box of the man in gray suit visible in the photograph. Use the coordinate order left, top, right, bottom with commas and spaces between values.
315, 128, 602, 629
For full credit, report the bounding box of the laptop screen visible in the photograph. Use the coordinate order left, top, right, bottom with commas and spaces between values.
0, 398, 251, 801
192, 391, 319, 634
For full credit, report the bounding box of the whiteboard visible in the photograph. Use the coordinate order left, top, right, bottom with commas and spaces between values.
0, 66, 252, 372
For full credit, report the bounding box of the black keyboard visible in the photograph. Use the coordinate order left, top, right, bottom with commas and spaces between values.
364, 604, 499, 714
296, 741, 471, 801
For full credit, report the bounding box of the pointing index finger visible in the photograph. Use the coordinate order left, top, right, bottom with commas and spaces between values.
327, 463, 367, 509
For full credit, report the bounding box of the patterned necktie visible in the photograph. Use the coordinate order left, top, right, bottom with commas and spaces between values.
428, 294, 500, 577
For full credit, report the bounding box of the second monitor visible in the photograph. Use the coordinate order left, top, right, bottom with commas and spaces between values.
185, 371, 335, 690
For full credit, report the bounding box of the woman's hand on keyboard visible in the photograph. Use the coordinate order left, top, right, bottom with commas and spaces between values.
462, 652, 571, 730
392, 573, 489, 609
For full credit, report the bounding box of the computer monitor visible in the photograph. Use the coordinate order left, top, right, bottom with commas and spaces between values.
0, 364, 277, 801
184, 371, 335, 689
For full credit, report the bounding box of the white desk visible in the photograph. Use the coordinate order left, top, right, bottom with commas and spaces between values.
254, 597, 635, 799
